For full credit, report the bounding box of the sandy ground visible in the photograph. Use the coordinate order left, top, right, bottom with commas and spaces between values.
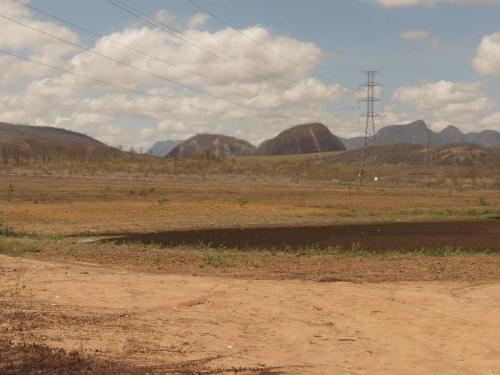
1, 255, 499, 374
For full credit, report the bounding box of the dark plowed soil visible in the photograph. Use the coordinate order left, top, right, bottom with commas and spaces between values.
109, 220, 500, 251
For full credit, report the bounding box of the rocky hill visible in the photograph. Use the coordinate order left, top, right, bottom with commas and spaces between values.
147, 140, 182, 157
257, 123, 346, 156
341, 120, 500, 150
328, 143, 500, 166
0, 122, 119, 162
167, 134, 256, 158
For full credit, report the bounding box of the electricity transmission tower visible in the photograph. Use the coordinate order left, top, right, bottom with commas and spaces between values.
359, 71, 382, 186
426, 127, 433, 168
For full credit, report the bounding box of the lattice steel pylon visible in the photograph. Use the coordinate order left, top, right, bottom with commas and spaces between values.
358, 71, 382, 186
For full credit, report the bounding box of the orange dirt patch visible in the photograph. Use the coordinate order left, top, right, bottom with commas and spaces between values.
1, 256, 499, 375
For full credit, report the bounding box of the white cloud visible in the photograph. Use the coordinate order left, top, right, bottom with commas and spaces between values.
400, 30, 440, 50
187, 13, 210, 30
0, 1, 350, 149
370, 0, 500, 7
0, 0, 79, 84
391, 80, 496, 131
473, 31, 500, 75
7, 1, 496, 149
400, 30, 432, 42
480, 112, 500, 127
153, 9, 176, 25
393, 81, 488, 108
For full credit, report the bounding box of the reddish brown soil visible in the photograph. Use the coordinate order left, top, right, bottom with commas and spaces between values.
19, 239, 500, 282
108, 220, 500, 251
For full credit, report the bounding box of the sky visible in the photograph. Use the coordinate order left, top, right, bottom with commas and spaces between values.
1, 0, 500, 149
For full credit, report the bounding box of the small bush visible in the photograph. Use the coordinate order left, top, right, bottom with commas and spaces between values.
33, 192, 49, 204
0, 217, 15, 237
478, 197, 489, 206
4, 183, 15, 202
100, 186, 111, 198
158, 197, 169, 206
203, 250, 228, 268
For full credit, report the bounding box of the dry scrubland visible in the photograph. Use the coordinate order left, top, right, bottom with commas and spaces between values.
1, 156, 500, 374
1, 155, 500, 235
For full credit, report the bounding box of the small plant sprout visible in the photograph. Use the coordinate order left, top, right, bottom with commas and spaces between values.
5, 183, 15, 202
478, 197, 489, 206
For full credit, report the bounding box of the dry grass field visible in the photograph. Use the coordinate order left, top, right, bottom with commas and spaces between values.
1, 157, 499, 374
1, 156, 500, 235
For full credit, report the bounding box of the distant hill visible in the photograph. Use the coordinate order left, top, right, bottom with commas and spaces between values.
341, 120, 500, 150
257, 123, 346, 156
465, 130, 500, 148
167, 134, 256, 158
147, 140, 182, 157
0, 122, 119, 162
328, 143, 500, 166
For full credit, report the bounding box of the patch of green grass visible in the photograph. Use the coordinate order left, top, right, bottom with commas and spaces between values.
33, 192, 49, 204
238, 199, 249, 207
0, 237, 11, 254
158, 197, 169, 206
478, 197, 489, 206
42, 233, 65, 241
0, 217, 16, 237
4, 182, 15, 202
0, 219, 62, 240
129, 187, 155, 198
104, 239, 499, 259
100, 186, 111, 198
203, 250, 229, 268
22, 242, 42, 253
0, 237, 42, 256
480, 209, 500, 220
138, 187, 155, 198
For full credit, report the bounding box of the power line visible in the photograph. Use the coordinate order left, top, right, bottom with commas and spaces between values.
0, 11, 291, 119
104, 0, 287, 86
187, 0, 356, 91
103, 0, 348, 109
187, 0, 283, 56
10, 0, 236, 88
12, 0, 356, 116
0, 48, 220, 116
229, 0, 359, 92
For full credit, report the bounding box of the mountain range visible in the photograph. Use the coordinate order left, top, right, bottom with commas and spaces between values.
328, 143, 500, 166
147, 140, 182, 157
2, 119, 500, 164
341, 120, 500, 150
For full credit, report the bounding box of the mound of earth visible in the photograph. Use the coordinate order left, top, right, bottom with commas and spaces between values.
0, 122, 119, 162
328, 143, 500, 166
257, 123, 346, 156
167, 134, 256, 158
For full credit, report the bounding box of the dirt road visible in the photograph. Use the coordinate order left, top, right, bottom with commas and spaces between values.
1, 255, 498, 374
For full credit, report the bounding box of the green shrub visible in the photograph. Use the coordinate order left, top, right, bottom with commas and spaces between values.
5, 183, 15, 202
